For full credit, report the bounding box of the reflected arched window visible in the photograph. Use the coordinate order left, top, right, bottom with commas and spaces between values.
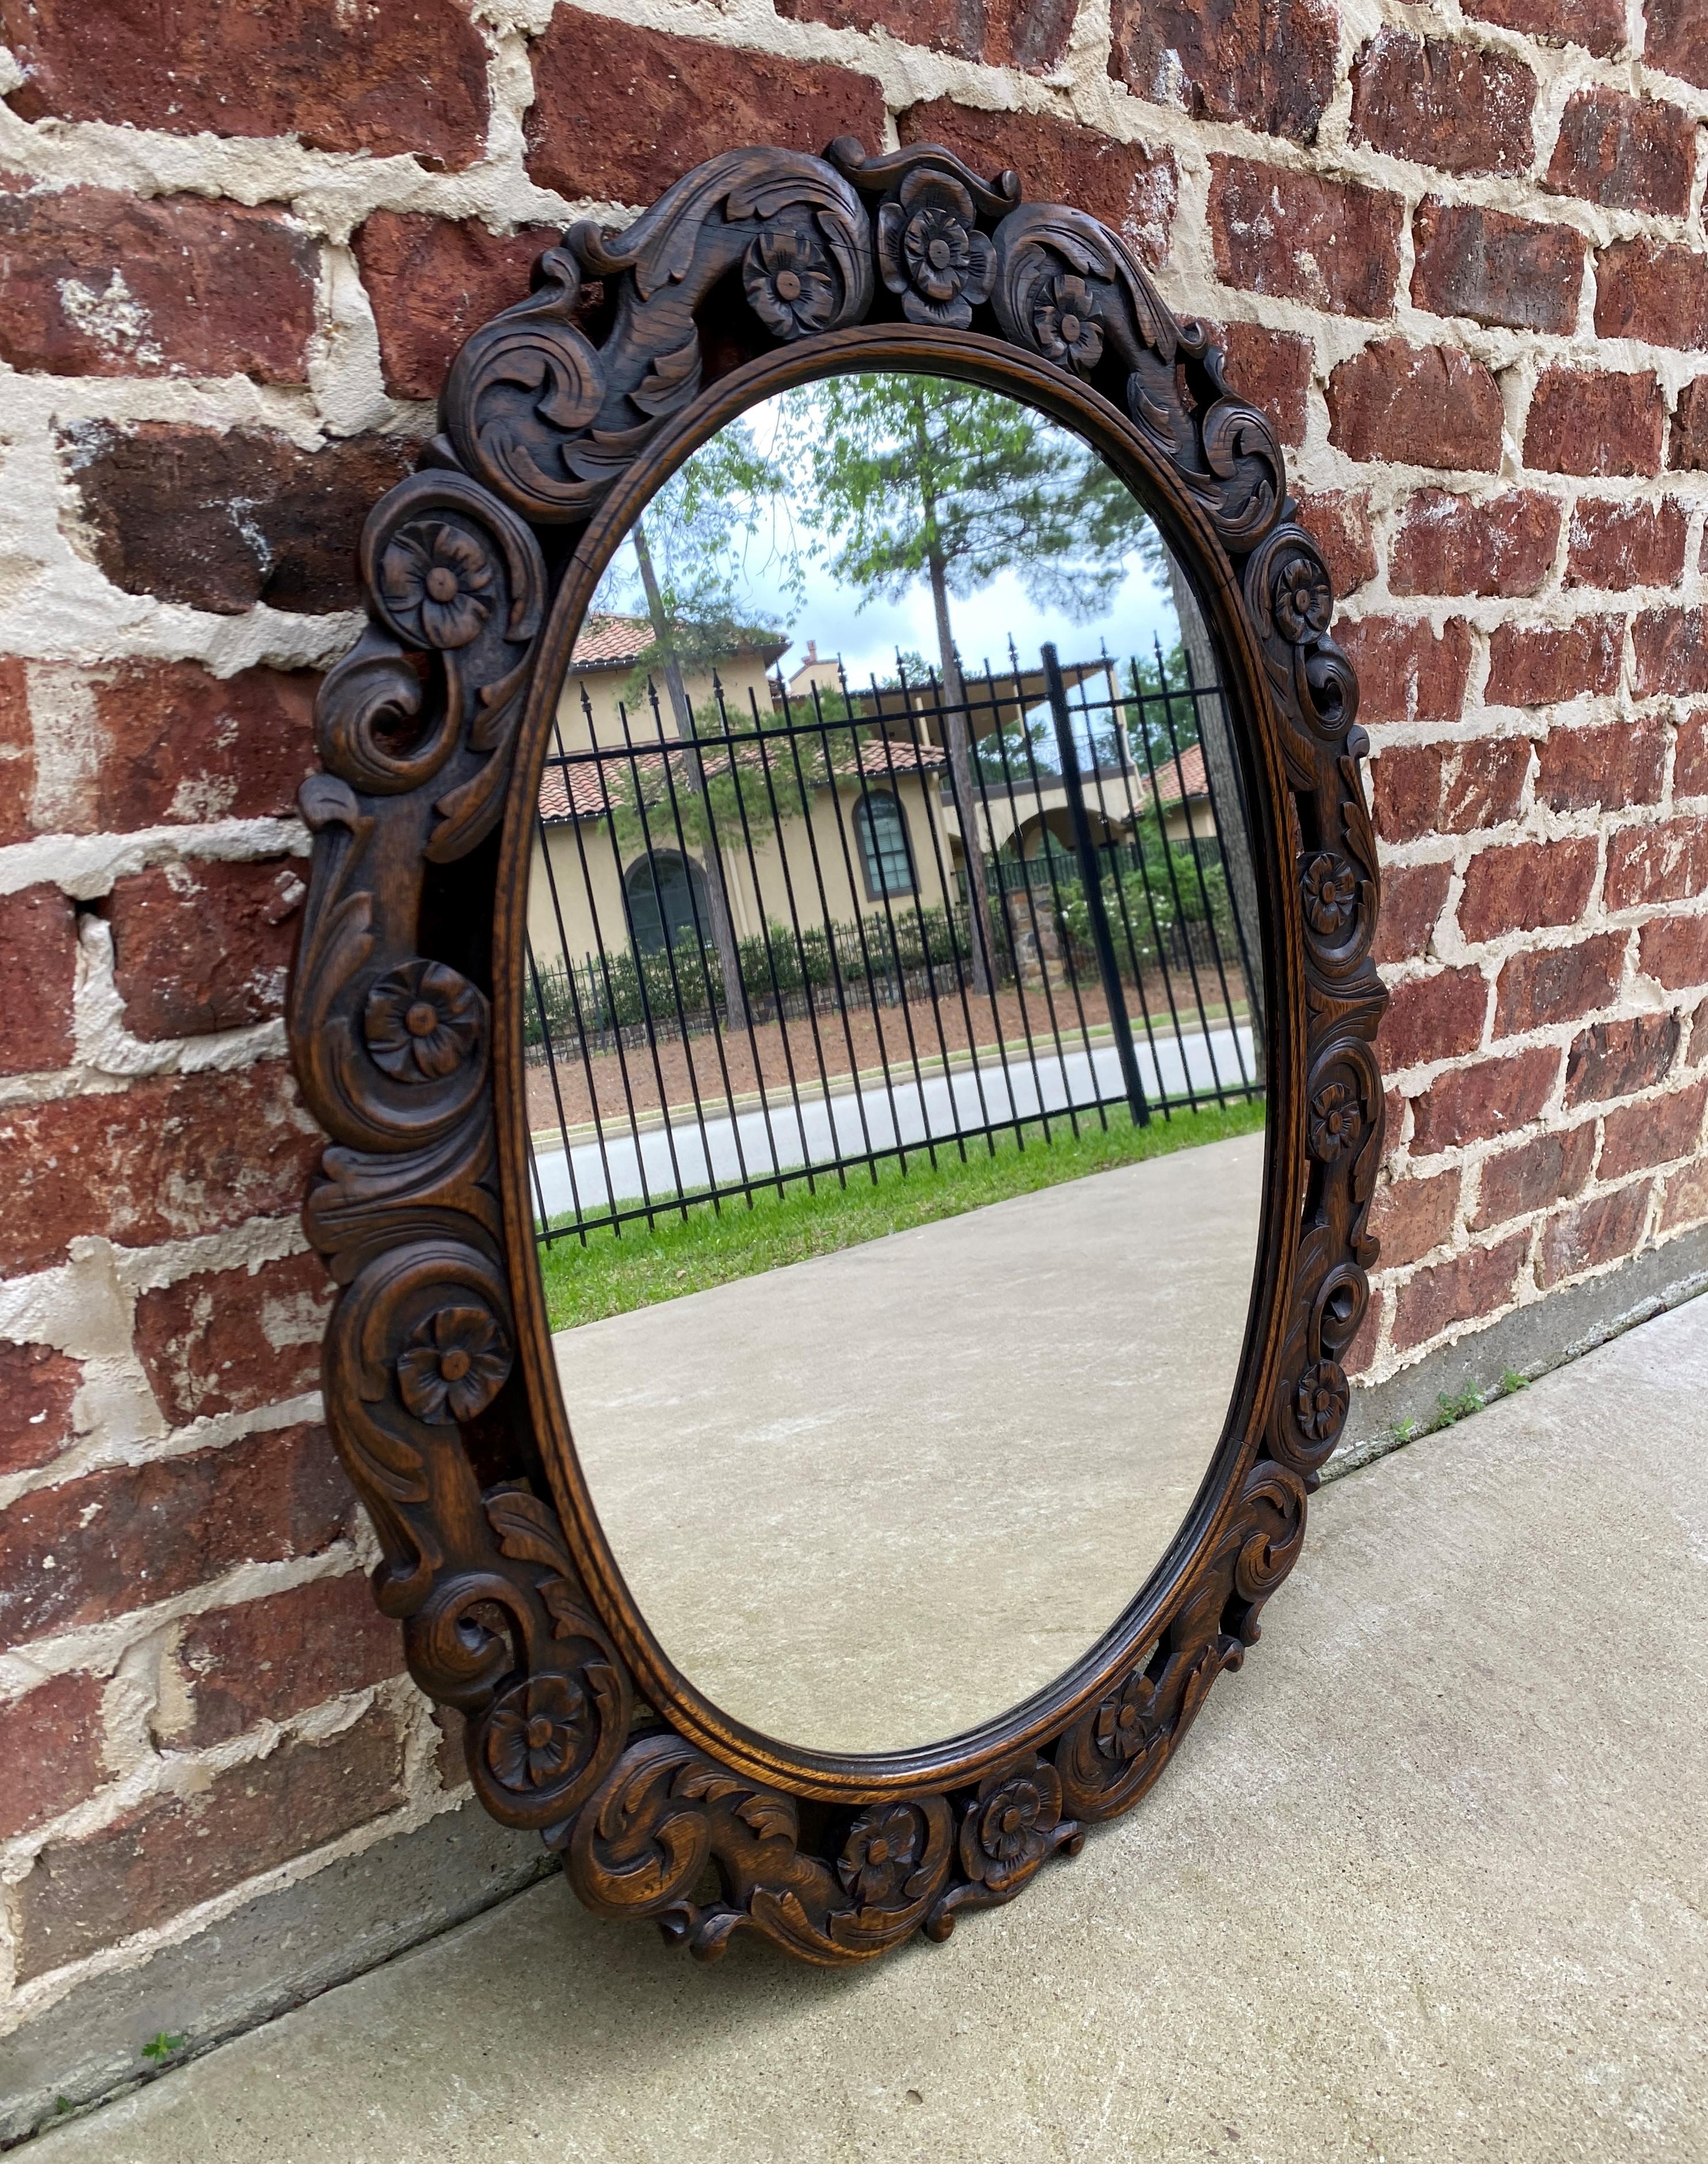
853, 790, 916, 900
623, 849, 709, 954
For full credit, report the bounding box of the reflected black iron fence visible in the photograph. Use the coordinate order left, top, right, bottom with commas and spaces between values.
525, 638, 1264, 1245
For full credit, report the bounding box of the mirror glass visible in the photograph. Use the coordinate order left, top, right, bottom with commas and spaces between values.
523, 373, 1268, 1755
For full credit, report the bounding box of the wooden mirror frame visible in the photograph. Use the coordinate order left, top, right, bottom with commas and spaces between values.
287, 139, 1385, 1967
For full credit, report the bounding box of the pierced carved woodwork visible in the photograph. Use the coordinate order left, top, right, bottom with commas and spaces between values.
287, 136, 1385, 1969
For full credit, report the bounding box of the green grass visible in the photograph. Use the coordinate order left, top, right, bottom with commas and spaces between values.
537, 1096, 1266, 1333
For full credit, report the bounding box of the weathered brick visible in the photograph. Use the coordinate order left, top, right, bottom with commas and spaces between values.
1492, 934, 1625, 1037
0, 1672, 105, 1842
1457, 838, 1599, 944
1565, 1013, 1680, 1106
60, 424, 415, 618
1337, 618, 1473, 727
1600, 1079, 1708, 1181
1535, 719, 1664, 814
0, 1064, 321, 1276
1607, 816, 1708, 911
782, 0, 1076, 69
15, 1706, 403, 1982
526, 10, 885, 203
1369, 1169, 1460, 1269
1207, 159, 1402, 320
0, 884, 75, 1075
1217, 323, 1312, 448
1593, 240, 1708, 352
78, 659, 317, 832
1327, 339, 1504, 471
0, 655, 32, 844
1523, 369, 1667, 478
0, 185, 317, 383
1388, 488, 1560, 599
1109, 0, 1339, 144
162, 1575, 402, 1749
1473, 1123, 1596, 1231
1537, 1180, 1649, 1287
0, 1341, 81, 1476
1377, 967, 1487, 1072
1641, 915, 1708, 990
134, 1249, 333, 1430
1409, 198, 1585, 336
0, 1423, 352, 1648
1646, 0, 1708, 89
1634, 609, 1708, 697
1662, 1152, 1708, 1231
1485, 619, 1624, 709
898, 100, 1178, 270
1680, 709, 1708, 798
1410, 1047, 1559, 1154
108, 858, 304, 1040
1373, 737, 1528, 845
1545, 87, 1696, 216
0, 0, 489, 166
1566, 499, 1688, 592
354, 213, 556, 405
1349, 30, 1536, 177
432, 1704, 468, 1794
1671, 378, 1708, 473
1373, 862, 1451, 967
1294, 490, 1376, 597
1391, 1231, 1528, 1352
1462, 0, 1625, 56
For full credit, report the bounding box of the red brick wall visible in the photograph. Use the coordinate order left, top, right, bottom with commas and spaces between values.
0, 0, 1705, 2045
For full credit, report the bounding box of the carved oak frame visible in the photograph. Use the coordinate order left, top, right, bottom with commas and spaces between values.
288, 139, 1385, 1967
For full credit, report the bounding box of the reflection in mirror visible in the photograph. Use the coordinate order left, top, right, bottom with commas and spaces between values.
523, 374, 1268, 1755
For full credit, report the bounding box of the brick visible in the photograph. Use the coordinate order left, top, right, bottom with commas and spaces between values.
162, 1575, 402, 1749
782, 0, 1076, 70
0, 884, 75, 1075
1678, 709, 1708, 797
108, 858, 304, 1040
61, 423, 416, 617
0, 1340, 81, 1476
1634, 609, 1708, 697
1607, 816, 1708, 911
1642, 915, 1708, 990
0, 1423, 352, 1648
135, 1249, 333, 1430
1646, 0, 1708, 88
1492, 934, 1625, 1037
1537, 1180, 1649, 1287
1207, 159, 1402, 320
0, 185, 316, 383
1294, 491, 1376, 597
0, 1672, 105, 1842
82, 659, 317, 832
1109, 0, 1339, 144
1388, 489, 1561, 600
1672, 379, 1708, 473
1349, 30, 1535, 177
1600, 1078, 1708, 1181
526, 10, 885, 203
15, 1705, 402, 1981
1535, 719, 1664, 814
1564, 1013, 1680, 1106
1373, 862, 1451, 968
1593, 240, 1708, 352
1566, 499, 1688, 592
1461, 0, 1625, 56
0, 0, 487, 166
0, 655, 31, 844
433, 1704, 468, 1793
1473, 1123, 1596, 1231
1485, 619, 1624, 708
1457, 838, 1598, 943
1545, 87, 1696, 217
1369, 1168, 1460, 1269
354, 213, 556, 405
1373, 737, 1527, 845
1662, 1154, 1708, 1232
898, 100, 1177, 270
1337, 618, 1473, 727
1409, 199, 1585, 336
1410, 1047, 1558, 1154
1391, 1231, 1528, 1352
1377, 967, 1487, 1072
1216, 323, 1312, 447
1523, 369, 1667, 479
0, 1064, 321, 1276
1327, 340, 1504, 471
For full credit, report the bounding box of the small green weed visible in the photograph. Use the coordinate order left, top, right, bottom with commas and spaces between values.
140, 2033, 185, 2064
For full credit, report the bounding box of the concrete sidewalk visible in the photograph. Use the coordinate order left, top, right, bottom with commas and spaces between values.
28, 1298, 1708, 2162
